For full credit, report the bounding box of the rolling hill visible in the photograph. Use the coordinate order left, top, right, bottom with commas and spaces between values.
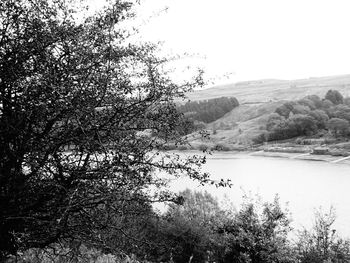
186, 74, 350, 103
185, 74, 350, 146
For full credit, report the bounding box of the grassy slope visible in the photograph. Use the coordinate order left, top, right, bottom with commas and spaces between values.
187, 74, 350, 103
186, 74, 350, 145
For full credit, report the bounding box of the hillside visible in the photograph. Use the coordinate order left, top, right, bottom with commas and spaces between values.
187, 101, 285, 146
206, 101, 286, 144
186, 74, 350, 103
185, 74, 350, 146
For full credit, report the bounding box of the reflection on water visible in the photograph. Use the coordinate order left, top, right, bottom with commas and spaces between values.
169, 152, 350, 237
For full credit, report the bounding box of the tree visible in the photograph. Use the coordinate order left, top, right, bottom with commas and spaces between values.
296, 208, 350, 263
327, 118, 349, 136
0, 0, 226, 259
266, 113, 285, 131
298, 98, 316, 110
275, 101, 296, 118
177, 97, 239, 123
325, 90, 344, 105
160, 190, 227, 263
292, 104, 311, 115
344, 97, 350, 106
305, 95, 323, 109
308, 110, 329, 129
266, 114, 317, 141
328, 104, 350, 122
321, 99, 334, 109
220, 196, 296, 263
287, 114, 317, 136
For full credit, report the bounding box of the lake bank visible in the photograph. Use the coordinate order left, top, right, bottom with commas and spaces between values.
168, 147, 350, 165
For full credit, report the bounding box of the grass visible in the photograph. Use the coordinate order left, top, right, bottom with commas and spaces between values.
187, 74, 350, 103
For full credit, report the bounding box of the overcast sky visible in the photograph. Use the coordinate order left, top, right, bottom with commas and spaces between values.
90, 0, 350, 85
132, 0, 350, 84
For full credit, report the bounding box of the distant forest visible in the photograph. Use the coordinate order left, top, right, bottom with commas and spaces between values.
256, 90, 350, 143
178, 97, 239, 123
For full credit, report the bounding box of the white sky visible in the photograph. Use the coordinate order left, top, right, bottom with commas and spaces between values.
89, 0, 350, 85
135, 0, 350, 84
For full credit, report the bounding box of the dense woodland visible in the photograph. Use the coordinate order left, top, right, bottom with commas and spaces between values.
177, 97, 239, 123
255, 90, 350, 143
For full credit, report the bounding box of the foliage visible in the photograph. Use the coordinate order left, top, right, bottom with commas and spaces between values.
7, 244, 122, 263
266, 114, 317, 141
261, 90, 350, 142
219, 196, 296, 263
308, 110, 329, 129
198, 144, 210, 152
327, 118, 349, 136
252, 132, 268, 144
305, 95, 323, 108
266, 113, 285, 131
275, 101, 297, 118
9, 189, 350, 263
325, 90, 344, 105
296, 208, 350, 263
159, 190, 226, 263
177, 97, 239, 123
153, 191, 298, 263
328, 105, 350, 122
211, 143, 231, 151
0, 0, 229, 259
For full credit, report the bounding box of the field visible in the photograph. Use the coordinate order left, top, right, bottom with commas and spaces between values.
187, 74, 350, 103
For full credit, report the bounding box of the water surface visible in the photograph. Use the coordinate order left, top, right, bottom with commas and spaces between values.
168, 152, 350, 237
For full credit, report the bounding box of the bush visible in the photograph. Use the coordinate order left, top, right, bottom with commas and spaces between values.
220, 195, 296, 263
295, 138, 313, 145
325, 89, 344, 105
198, 144, 209, 152
162, 144, 177, 150
177, 144, 189, 150
327, 118, 350, 136
252, 133, 268, 144
212, 143, 231, 151
296, 207, 350, 263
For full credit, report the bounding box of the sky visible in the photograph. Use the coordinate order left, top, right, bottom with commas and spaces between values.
90, 0, 350, 85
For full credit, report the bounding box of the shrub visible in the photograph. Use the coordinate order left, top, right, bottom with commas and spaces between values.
212, 143, 231, 151
296, 207, 350, 263
325, 89, 344, 105
198, 144, 209, 152
252, 133, 268, 144
179, 145, 189, 151
327, 118, 350, 136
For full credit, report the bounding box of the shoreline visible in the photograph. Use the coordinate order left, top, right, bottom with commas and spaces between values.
173, 148, 350, 165
247, 150, 345, 163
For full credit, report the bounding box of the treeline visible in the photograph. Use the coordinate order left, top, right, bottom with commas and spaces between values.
178, 97, 239, 123
18, 190, 350, 263
255, 90, 350, 143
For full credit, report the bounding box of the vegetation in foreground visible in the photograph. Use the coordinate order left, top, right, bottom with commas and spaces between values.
0, 0, 228, 260
8, 190, 350, 263
1, 0, 349, 262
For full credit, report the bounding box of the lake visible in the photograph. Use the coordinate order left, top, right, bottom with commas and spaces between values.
167, 152, 350, 237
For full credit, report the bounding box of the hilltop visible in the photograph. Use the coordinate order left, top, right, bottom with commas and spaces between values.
187, 74, 350, 103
